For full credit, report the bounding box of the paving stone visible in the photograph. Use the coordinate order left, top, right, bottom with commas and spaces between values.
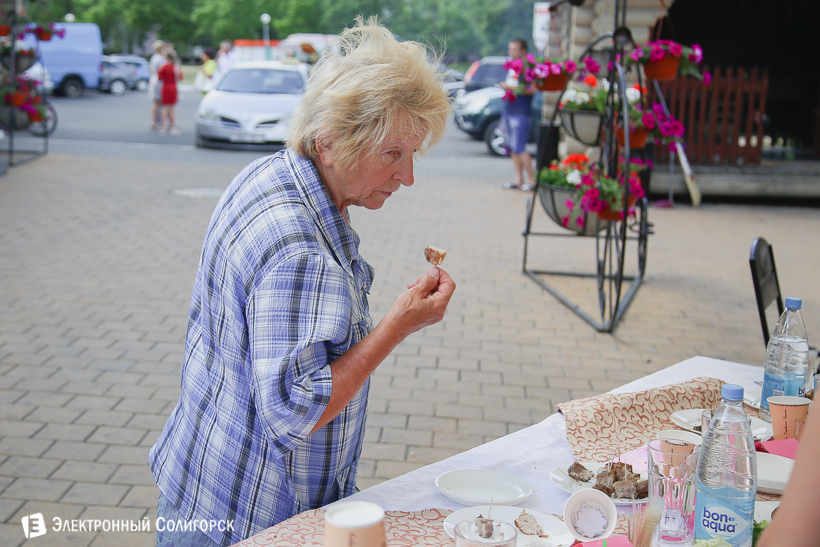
0, 523, 26, 547
96, 446, 150, 466
107, 465, 156, 486
34, 423, 96, 442
60, 483, 129, 506
9, 500, 87, 523
2, 477, 72, 501
25, 406, 84, 424
0, 419, 45, 438
41, 441, 106, 462
0, 456, 62, 479
51, 461, 118, 483
118, 486, 160, 509
86, 426, 147, 446
0, 438, 52, 457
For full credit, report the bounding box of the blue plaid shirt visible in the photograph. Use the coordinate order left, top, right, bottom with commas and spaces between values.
150, 149, 374, 546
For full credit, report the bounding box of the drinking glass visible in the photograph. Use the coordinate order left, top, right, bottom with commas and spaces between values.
647, 438, 699, 544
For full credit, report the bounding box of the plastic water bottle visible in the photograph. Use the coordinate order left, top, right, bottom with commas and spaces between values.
694, 384, 756, 547
760, 297, 810, 420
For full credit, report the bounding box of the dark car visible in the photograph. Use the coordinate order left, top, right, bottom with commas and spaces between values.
461, 56, 508, 94
105, 54, 150, 91
452, 86, 543, 156
98, 58, 138, 96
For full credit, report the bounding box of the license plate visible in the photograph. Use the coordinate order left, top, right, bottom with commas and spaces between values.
229, 132, 265, 143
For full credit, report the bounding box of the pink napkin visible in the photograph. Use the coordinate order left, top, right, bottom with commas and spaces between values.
755, 438, 799, 459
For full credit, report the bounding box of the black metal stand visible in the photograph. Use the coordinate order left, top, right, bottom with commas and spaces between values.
521, 2, 652, 333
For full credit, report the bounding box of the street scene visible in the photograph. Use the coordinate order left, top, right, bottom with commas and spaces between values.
0, 2, 819, 547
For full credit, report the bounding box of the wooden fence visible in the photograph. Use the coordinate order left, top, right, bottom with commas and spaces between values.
651, 66, 769, 165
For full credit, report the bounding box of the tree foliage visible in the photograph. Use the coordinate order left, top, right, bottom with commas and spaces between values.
23, 0, 542, 60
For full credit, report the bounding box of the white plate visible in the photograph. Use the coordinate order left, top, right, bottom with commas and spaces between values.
435, 469, 534, 506
757, 452, 793, 495
670, 409, 772, 442
549, 462, 648, 506
754, 500, 781, 523
443, 505, 574, 547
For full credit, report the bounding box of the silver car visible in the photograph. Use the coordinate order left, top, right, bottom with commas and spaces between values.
195, 61, 310, 149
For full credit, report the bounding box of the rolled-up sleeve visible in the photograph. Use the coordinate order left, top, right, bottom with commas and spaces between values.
245, 252, 354, 458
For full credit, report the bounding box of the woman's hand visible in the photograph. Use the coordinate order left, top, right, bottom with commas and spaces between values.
387, 267, 456, 339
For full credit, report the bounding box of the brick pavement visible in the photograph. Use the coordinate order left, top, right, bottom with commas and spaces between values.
0, 149, 817, 546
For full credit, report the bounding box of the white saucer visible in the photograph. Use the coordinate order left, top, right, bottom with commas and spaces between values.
549, 462, 648, 507
435, 469, 534, 506
671, 408, 772, 442
757, 452, 793, 495
443, 505, 574, 547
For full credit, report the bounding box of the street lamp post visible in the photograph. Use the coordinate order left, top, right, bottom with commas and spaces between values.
260, 13, 271, 60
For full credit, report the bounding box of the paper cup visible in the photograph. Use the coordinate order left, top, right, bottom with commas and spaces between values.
767, 396, 811, 440
323, 501, 386, 547
563, 488, 617, 542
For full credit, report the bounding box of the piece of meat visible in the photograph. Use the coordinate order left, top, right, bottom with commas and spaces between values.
613, 480, 638, 499
626, 472, 641, 484
593, 483, 613, 497
475, 515, 493, 538
595, 467, 615, 489
515, 509, 543, 536
610, 462, 633, 481
636, 479, 649, 499
424, 246, 447, 266
568, 462, 595, 482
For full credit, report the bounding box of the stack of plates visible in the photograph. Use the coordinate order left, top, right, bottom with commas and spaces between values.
757, 452, 793, 495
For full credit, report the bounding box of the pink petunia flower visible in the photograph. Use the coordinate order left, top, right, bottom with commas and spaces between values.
526, 53, 535, 64
692, 44, 703, 64
502, 89, 516, 103
703, 72, 712, 85
630, 48, 643, 62
575, 216, 585, 227
649, 47, 665, 62
565, 59, 577, 72
565, 199, 575, 210
669, 43, 683, 57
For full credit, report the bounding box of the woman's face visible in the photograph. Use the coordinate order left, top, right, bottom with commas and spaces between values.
328, 131, 424, 211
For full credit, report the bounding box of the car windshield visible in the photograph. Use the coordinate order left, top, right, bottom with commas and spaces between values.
217, 69, 304, 94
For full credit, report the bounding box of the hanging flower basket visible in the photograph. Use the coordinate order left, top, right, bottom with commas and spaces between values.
538, 183, 608, 236
537, 71, 571, 92
642, 55, 681, 81
9, 91, 25, 106
596, 195, 639, 221
616, 126, 648, 149
36, 30, 52, 41
0, 25, 10, 37
0, 106, 29, 128
559, 108, 605, 146
0, 53, 36, 73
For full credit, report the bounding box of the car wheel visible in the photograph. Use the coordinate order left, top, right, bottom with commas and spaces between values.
109, 79, 127, 96
61, 77, 84, 99
136, 79, 148, 92
484, 118, 507, 157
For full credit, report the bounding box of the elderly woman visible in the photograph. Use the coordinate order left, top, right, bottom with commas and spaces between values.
149, 18, 454, 547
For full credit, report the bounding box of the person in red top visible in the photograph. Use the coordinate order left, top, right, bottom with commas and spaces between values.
157, 50, 183, 136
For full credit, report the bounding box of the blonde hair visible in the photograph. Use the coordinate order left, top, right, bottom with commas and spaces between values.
166, 50, 178, 64
287, 16, 450, 171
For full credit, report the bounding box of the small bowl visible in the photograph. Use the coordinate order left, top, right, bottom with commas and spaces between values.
563, 488, 617, 542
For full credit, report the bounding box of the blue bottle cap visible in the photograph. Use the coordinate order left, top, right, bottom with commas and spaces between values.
721, 384, 744, 401
785, 297, 802, 310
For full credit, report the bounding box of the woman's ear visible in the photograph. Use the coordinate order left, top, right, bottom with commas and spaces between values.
315, 137, 334, 168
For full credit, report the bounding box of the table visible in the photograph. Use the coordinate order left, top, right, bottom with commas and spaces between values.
234, 356, 763, 545
340, 356, 761, 516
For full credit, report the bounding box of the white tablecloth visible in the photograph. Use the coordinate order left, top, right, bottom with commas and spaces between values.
341, 356, 761, 516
